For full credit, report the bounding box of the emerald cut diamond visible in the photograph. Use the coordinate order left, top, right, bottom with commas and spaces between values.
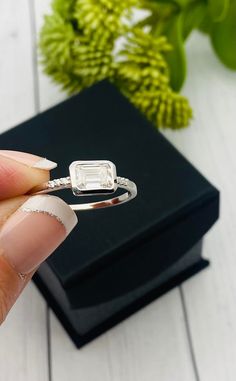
69, 160, 117, 195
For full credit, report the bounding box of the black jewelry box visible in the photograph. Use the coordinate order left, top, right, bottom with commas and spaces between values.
0, 81, 219, 348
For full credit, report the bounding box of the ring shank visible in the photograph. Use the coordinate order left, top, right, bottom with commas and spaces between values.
28, 177, 137, 211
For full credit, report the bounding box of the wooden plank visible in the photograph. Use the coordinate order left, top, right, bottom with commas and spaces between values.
0, 1, 49, 381
163, 32, 236, 380
34, 2, 197, 380
0, 0, 36, 133
50, 291, 196, 381
0, 287, 49, 381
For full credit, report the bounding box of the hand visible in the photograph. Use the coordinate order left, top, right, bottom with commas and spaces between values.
0, 150, 78, 324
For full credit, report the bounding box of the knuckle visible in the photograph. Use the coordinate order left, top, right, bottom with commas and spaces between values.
0, 160, 18, 181
0, 161, 20, 193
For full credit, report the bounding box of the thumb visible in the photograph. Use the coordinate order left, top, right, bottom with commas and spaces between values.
0, 194, 78, 324
0, 150, 57, 200
0, 153, 79, 323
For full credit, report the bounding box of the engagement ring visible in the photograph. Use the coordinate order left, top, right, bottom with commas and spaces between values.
29, 160, 137, 211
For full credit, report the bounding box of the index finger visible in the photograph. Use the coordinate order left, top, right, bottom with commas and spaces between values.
0, 150, 57, 200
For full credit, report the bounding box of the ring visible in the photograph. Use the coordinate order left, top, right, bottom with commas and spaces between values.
28, 160, 137, 211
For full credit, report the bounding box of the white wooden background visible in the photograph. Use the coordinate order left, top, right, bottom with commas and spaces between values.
0, 1, 236, 380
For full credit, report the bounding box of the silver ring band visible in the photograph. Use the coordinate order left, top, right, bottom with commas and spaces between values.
28, 160, 137, 211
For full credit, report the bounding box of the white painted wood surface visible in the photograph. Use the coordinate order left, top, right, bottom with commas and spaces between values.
0, 2, 49, 381
1, 1, 236, 380
164, 36, 236, 381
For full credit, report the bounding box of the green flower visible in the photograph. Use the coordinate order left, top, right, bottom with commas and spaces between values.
39, 0, 193, 129
116, 28, 192, 128
74, 0, 137, 47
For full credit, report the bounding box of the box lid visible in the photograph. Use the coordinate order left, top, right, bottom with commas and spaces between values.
0, 81, 219, 303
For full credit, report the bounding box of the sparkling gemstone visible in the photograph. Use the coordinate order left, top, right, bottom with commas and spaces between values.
69, 160, 116, 194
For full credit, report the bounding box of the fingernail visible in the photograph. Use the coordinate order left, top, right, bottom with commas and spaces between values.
0, 150, 57, 170
0, 195, 78, 274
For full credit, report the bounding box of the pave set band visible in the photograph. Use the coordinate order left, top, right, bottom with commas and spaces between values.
29, 160, 137, 211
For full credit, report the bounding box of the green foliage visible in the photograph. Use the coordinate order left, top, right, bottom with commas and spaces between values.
39, 0, 236, 130
52, 0, 75, 19
210, 0, 236, 70
116, 28, 192, 128
138, 0, 236, 90
40, 0, 192, 129
161, 14, 186, 91
40, 2, 115, 93
74, 0, 137, 45
208, 0, 230, 22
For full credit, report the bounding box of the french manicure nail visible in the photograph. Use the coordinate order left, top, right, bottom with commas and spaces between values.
0, 150, 57, 170
32, 158, 58, 170
0, 195, 78, 275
